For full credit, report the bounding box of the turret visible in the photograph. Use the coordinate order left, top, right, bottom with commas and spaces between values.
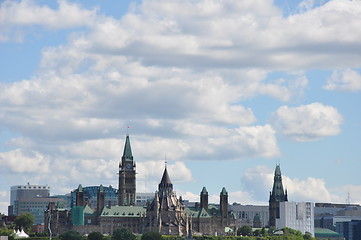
97, 184, 105, 213
76, 184, 84, 207
200, 187, 208, 212
220, 187, 228, 225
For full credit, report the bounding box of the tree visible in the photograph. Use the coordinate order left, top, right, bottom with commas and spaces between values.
112, 228, 136, 240
283, 227, 302, 236
14, 213, 34, 232
59, 230, 83, 240
0, 228, 15, 240
88, 231, 104, 240
237, 225, 253, 236
141, 231, 163, 240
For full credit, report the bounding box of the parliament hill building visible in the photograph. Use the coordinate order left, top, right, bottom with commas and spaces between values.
45, 135, 235, 236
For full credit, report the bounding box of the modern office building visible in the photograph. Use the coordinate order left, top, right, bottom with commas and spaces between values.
70, 185, 118, 209
276, 201, 314, 236
9, 184, 50, 216
135, 192, 155, 206
229, 203, 269, 227
336, 220, 361, 240
8, 184, 66, 224
314, 202, 361, 239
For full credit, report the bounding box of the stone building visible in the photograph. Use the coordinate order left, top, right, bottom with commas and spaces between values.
45, 134, 235, 236
269, 165, 288, 227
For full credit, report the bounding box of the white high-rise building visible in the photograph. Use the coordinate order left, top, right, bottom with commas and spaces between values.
276, 201, 314, 236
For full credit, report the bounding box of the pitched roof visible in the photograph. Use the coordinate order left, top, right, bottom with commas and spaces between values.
160, 167, 172, 185
220, 187, 228, 195
201, 187, 208, 195
122, 135, 133, 160
101, 205, 146, 218
270, 165, 287, 202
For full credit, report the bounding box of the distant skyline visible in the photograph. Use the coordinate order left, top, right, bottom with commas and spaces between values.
0, 0, 361, 214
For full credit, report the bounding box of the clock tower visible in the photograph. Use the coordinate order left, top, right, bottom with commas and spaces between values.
118, 134, 136, 206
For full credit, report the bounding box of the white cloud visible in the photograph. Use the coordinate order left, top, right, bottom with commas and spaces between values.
136, 160, 193, 193
270, 102, 343, 141
324, 69, 361, 92
241, 165, 336, 204
0, 0, 96, 32
283, 176, 333, 202
0, 149, 50, 173
185, 124, 280, 160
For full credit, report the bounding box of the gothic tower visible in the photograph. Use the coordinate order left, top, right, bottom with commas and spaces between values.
269, 165, 288, 227
75, 184, 84, 206
146, 165, 188, 236
118, 134, 136, 206
97, 184, 105, 212
200, 187, 208, 212
220, 187, 228, 226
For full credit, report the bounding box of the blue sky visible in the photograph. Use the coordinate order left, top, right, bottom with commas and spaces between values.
0, 0, 361, 214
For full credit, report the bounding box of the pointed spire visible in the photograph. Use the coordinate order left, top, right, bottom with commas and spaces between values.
201, 187, 208, 195
99, 184, 104, 192
77, 184, 83, 192
220, 187, 228, 196
122, 135, 133, 160
160, 167, 172, 185
270, 164, 287, 202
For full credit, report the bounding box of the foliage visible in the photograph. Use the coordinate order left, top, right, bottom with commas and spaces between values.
112, 228, 136, 240
14, 212, 34, 232
88, 231, 104, 240
0, 227, 15, 240
141, 231, 163, 240
267, 227, 276, 236
237, 225, 253, 236
282, 227, 302, 236
161, 235, 183, 240
59, 230, 83, 240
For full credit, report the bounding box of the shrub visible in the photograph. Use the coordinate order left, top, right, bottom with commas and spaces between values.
88, 231, 104, 240
112, 228, 136, 240
141, 231, 162, 240
59, 230, 82, 240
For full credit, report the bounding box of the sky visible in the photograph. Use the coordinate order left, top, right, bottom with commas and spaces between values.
0, 0, 361, 214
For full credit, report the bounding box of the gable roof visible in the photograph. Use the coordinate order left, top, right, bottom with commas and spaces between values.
101, 205, 146, 218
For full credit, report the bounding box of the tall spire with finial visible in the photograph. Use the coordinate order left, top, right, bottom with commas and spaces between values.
118, 133, 136, 206
269, 164, 288, 227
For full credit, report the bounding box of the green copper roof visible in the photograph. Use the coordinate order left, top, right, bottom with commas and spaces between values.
270, 165, 287, 202
77, 184, 83, 192
101, 205, 146, 218
84, 205, 95, 215
315, 228, 342, 237
122, 135, 133, 160
184, 207, 211, 218
99, 184, 104, 192
201, 187, 208, 195
220, 187, 228, 195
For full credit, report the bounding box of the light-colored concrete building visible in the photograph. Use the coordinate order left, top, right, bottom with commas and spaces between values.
229, 204, 269, 227
276, 201, 314, 236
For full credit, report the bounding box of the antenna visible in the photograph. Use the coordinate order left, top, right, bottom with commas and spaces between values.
144, 173, 147, 193
346, 191, 350, 205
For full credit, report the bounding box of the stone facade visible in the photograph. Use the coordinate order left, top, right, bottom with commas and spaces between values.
269, 165, 288, 227
45, 134, 235, 236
